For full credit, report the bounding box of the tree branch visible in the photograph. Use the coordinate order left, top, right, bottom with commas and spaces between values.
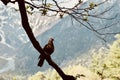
16, 0, 75, 80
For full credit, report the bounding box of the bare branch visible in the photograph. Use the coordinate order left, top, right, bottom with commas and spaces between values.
88, 6, 115, 19
52, 0, 62, 11
5, 0, 118, 42
24, 1, 59, 12
97, 21, 120, 31
16, 0, 76, 80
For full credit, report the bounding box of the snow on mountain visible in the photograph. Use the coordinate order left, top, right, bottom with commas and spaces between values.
0, 0, 120, 74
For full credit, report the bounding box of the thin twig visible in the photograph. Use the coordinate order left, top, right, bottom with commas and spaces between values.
97, 20, 120, 31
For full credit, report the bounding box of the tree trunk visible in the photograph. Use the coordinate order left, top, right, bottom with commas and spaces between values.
16, 0, 75, 80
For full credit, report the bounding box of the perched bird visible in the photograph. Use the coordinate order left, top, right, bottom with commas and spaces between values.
38, 38, 54, 67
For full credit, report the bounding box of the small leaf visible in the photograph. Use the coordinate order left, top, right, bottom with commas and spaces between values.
79, 0, 83, 3
46, 3, 53, 8
89, 2, 97, 10
60, 14, 63, 18
76, 74, 86, 78
42, 9, 48, 15
83, 16, 88, 21
103, 64, 107, 68
30, 6, 34, 11
26, 5, 30, 9
84, 13, 88, 16
59, 13, 64, 18
97, 71, 102, 76
27, 11, 33, 15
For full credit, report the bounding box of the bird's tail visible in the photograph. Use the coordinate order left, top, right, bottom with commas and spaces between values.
38, 58, 45, 67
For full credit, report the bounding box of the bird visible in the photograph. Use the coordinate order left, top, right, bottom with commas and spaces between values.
38, 38, 54, 67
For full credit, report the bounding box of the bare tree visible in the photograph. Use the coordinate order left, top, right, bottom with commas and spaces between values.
0, 0, 119, 80
6, 0, 119, 41
22, 0, 119, 42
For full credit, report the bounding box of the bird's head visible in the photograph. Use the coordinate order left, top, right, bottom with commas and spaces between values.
49, 38, 54, 42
